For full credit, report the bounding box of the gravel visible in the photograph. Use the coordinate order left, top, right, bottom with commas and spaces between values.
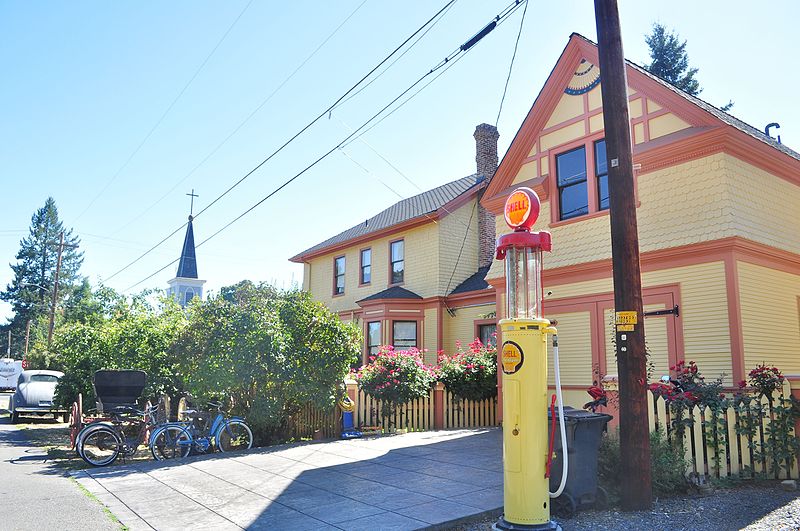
452, 482, 800, 531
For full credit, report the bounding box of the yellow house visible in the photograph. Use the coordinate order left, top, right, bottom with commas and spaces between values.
290, 125, 501, 365
482, 33, 800, 410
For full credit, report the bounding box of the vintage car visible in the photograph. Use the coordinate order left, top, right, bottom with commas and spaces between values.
10, 370, 67, 423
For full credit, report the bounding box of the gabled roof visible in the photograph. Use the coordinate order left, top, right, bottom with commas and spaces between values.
175, 217, 198, 279
450, 266, 490, 295
291, 174, 485, 262
357, 286, 423, 303
483, 33, 800, 205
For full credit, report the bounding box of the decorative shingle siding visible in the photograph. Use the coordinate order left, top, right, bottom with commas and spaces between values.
725, 156, 800, 255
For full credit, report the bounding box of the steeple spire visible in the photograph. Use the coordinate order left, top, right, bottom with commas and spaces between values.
175, 217, 198, 279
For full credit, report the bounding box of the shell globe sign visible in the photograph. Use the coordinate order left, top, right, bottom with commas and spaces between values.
503, 187, 540, 230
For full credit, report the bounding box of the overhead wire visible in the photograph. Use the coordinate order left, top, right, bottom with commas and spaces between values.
71, 0, 255, 225
124, 0, 527, 291
496, 0, 528, 127
108, 0, 371, 236
105, 0, 458, 282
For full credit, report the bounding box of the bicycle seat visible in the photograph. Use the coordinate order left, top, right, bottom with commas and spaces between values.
182, 408, 205, 418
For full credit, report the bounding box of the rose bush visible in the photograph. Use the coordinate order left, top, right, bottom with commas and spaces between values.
437, 339, 497, 402
356, 346, 436, 427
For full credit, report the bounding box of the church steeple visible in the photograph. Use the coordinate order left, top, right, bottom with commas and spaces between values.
167, 190, 206, 307
176, 215, 198, 279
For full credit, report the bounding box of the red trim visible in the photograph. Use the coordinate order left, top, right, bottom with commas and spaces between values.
725, 256, 746, 383
482, 33, 800, 217
473, 318, 497, 346
540, 236, 800, 287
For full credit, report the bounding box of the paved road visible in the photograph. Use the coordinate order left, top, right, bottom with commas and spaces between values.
0, 415, 119, 531
75, 428, 503, 530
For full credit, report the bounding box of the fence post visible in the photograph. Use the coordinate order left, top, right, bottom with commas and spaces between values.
434, 382, 445, 430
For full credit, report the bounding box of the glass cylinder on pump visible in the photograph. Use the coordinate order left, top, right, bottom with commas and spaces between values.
505, 245, 543, 320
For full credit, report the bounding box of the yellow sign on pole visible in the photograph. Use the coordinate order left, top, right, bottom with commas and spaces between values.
615, 311, 638, 325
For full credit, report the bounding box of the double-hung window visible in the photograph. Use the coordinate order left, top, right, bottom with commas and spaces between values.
556, 146, 588, 220
367, 321, 381, 356
360, 248, 371, 285
390, 240, 404, 284
392, 321, 416, 349
333, 256, 345, 295
555, 138, 608, 221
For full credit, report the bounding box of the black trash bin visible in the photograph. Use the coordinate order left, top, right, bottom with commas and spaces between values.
547, 406, 612, 518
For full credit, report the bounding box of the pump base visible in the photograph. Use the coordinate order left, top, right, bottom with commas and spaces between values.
492, 517, 561, 531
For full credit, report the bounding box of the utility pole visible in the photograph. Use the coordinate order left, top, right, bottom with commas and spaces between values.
48, 231, 65, 346
24, 320, 31, 358
593, 0, 652, 510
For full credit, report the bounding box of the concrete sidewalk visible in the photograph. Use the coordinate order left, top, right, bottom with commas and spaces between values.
0, 416, 118, 531
74, 428, 503, 530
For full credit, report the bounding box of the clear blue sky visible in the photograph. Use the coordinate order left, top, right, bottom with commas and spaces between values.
1, 0, 797, 321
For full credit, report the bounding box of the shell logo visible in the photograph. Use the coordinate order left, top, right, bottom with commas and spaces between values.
501, 341, 524, 374
503, 187, 540, 230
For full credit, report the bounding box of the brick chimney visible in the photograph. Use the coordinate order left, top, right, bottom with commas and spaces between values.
474, 123, 499, 267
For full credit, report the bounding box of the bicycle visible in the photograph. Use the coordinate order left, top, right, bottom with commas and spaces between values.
150, 400, 253, 460
77, 402, 164, 466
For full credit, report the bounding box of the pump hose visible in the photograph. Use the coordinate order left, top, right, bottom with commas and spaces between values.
549, 334, 569, 499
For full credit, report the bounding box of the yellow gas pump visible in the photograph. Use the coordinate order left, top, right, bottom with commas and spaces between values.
494, 188, 567, 531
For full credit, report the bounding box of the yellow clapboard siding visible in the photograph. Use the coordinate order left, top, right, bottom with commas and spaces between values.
441, 303, 495, 356
546, 311, 592, 387
738, 262, 800, 375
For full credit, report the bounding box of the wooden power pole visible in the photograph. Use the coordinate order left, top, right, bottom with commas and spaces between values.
593, 0, 653, 510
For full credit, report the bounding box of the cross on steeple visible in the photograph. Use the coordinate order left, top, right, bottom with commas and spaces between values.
186, 189, 199, 219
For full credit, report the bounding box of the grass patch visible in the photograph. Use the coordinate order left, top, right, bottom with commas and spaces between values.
70, 477, 128, 530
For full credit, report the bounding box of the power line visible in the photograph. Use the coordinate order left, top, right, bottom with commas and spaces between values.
107, 0, 371, 237
106, 0, 458, 282
496, 0, 528, 127
124, 0, 526, 291
72, 0, 255, 225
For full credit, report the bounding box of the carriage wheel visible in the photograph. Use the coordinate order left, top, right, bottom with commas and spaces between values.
69, 401, 82, 449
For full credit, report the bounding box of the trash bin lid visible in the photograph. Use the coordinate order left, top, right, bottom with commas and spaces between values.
548, 405, 612, 423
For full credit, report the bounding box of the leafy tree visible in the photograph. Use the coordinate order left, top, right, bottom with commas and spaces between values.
644, 23, 701, 96
1, 198, 83, 356
52, 289, 187, 409
172, 282, 360, 444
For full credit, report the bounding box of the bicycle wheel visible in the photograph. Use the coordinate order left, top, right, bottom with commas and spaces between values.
79, 426, 121, 467
216, 420, 253, 453
150, 425, 192, 461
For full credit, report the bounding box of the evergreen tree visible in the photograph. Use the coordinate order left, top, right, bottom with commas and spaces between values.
644, 23, 701, 96
644, 23, 733, 111
1, 198, 83, 355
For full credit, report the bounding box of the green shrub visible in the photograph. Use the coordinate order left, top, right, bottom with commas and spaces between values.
598, 428, 690, 503
437, 339, 497, 402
